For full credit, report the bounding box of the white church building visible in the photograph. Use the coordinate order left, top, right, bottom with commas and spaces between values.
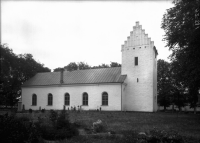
22, 22, 158, 112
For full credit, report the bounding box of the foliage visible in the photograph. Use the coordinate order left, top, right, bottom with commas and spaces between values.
49, 109, 58, 124
36, 110, 78, 140
29, 108, 33, 113
55, 61, 121, 72
64, 62, 79, 71
53, 67, 63, 72
0, 114, 39, 143
117, 129, 184, 143
0, 44, 51, 107
161, 0, 200, 112
93, 123, 106, 133
41, 108, 45, 113
157, 59, 172, 110
110, 62, 121, 67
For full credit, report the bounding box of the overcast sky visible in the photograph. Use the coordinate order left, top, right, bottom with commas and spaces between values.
2, 0, 173, 71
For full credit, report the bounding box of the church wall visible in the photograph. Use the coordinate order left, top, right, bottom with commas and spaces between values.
22, 83, 122, 111
153, 51, 158, 112
121, 21, 157, 112
122, 46, 154, 112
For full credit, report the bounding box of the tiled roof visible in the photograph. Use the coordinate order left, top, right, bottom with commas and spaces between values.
22, 67, 127, 87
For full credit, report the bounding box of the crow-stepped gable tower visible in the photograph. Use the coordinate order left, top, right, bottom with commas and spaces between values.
121, 21, 157, 112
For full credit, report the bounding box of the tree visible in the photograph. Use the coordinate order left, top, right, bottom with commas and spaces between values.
64, 62, 78, 71
161, 0, 200, 113
58, 61, 121, 71
53, 67, 63, 72
0, 44, 51, 107
92, 63, 109, 69
157, 59, 172, 111
77, 62, 91, 70
110, 62, 121, 67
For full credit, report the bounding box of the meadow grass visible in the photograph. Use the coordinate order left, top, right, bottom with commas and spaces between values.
68, 111, 200, 138
5, 110, 199, 142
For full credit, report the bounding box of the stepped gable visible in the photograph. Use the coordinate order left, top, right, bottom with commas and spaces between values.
121, 21, 156, 53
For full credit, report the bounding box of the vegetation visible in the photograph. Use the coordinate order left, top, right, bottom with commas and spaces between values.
53, 61, 121, 72
35, 110, 79, 140
0, 44, 51, 107
1, 111, 198, 143
0, 114, 39, 143
161, 0, 200, 113
157, 59, 172, 111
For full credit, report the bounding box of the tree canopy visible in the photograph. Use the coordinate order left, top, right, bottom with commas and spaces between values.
0, 44, 51, 107
157, 59, 172, 110
54, 62, 121, 72
161, 0, 200, 111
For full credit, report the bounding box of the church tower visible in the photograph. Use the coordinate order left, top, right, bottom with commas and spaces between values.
121, 21, 157, 112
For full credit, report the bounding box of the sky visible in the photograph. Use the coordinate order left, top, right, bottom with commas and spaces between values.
2, 0, 174, 71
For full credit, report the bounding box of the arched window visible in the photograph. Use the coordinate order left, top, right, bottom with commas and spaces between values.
102, 92, 108, 106
32, 94, 37, 106
48, 93, 53, 105
65, 93, 70, 106
82, 92, 88, 106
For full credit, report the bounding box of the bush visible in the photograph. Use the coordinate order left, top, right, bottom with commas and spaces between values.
29, 108, 32, 113
117, 129, 185, 143
93, 123, 106, 133
49, 110, 58, 124
0, 114, 39, 143
36, 109, 78, 140
41, 108, 45, 113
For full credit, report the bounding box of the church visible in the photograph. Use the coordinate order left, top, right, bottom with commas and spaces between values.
21, 22, 158, 112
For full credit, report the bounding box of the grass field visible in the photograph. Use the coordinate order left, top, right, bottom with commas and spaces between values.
2, 110, 200, 142
68, 111, 200, 138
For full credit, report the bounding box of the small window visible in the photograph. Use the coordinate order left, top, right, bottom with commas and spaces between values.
32, 94, 37, 106
135, 57, 138, 66
65, 93, 70, 106
83, 92, 88, 106
48, 93, 53, 105
102, 92, 108, 106
137, 78, 139, 82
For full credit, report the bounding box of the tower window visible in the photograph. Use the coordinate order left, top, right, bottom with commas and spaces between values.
137, 78, 139, 82
135, 57, 138, 66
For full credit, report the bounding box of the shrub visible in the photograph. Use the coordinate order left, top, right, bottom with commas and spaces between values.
41, 108, 45, 113
0, 114, 39, 143
93, 123, 106, 133
36, 109, 78, 140
117, 129, 185, 143
29, 108, 32, 113
49, 110, 58, 124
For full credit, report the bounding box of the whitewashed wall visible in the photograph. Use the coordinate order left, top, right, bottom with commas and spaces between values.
22, 83, 122, 111
121, 22, 157, 112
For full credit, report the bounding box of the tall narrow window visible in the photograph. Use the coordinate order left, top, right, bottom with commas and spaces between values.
82, 92, 88, 106
65, 93, 70, 106
102, 92, 108, 106
32, 94, 37, 106
135, 57, 138, 66
48, 93, 53, 105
